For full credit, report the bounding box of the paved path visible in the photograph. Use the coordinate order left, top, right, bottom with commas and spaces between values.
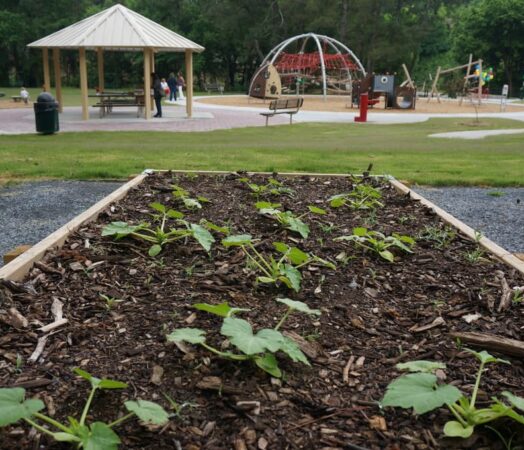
429, 128, 524, 139
2, 96, 524, 134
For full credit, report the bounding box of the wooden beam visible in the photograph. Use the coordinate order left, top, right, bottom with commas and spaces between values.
449, 331, 524, 359
428, 66, 441, 103
143, 48, 152, 120
97, 47, 104, 93
42, 48, 51, 92
79, 47, 89, 120
439, 60, 481, 75
185, 49, 193, 118
150, 50, 155, 73
477, 59, 483, 105
402, 64, 414, 89
52, 48, 63, 113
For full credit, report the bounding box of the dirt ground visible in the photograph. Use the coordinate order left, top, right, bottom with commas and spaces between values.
0, 99, 32, 109
198, 95, 521, 114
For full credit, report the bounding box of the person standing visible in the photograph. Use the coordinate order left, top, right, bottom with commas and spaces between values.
167, 72, 177, 102
177, 72, 185, 100
152, 73, 163, 118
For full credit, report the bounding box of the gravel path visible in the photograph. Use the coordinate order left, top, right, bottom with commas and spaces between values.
0, 181, 122, 267
414, 187, 523, 253
0, 181, 522, 268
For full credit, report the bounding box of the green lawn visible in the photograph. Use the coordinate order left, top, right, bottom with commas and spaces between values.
1, 118, 523, 186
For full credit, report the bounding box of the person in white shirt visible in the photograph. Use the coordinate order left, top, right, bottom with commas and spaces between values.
20, 87, 29, 104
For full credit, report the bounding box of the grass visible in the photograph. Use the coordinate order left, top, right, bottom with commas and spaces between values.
0, 118, 523, 186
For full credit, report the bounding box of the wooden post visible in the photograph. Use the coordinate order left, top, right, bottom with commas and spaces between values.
459, 54, 473, 106
97, 48, 105, 93
143, 48, 152, 120
79, 47, 89, 120
42, 48, 51, 92
150, 50, 155, 73
478, 59, 483, 105
402, 64, 414, 89
185, 49, 193, 118
428, 66, 441, 102
52, 48, 63, 113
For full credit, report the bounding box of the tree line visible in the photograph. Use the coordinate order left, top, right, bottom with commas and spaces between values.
0, 0, 522, 95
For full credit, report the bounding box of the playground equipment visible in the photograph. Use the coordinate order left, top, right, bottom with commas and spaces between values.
249, 64, 282, 99
428, 54, 492, 105
351, 64, 417, 110
249, 33, 366, 100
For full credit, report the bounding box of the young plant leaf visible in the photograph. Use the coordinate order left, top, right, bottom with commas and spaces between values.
396, 361, 446, 373
443, 421, 474, 438
101, 222, 144, 238
166, 210, 184, 219
501, 391, 524, 411
190, 224, 215, 252
53, 433, 82, 443
167, 328, 206, 345
379, 250, 394, 262
183, 198, 202, 210
81, 422, 121, 450
283, 246, 309, 265
279, 336, 310, 365
381, 373, 462, 414
124, 400, 169, 425
273, 242, 290, 254
149, 202, 166, 213
466, 349, 510, 366
308, 205, 327, 215
73, 369, 127, 390
194, 302, 250, 318
148, 244, 162, 257
222, 234, 252, 247
221, 318, 283, 355
285, 216, 310, 239
352, 227, 368, 237
0, 388, 45, 426
254, 353, 282, 378
279, 264, 301, 292
275, 298, 321, 316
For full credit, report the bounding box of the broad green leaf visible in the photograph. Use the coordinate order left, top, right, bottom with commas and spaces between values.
280, 336, 310, 365
257, 276, 277, 284
328, 194, 346, 208
101, 222, 144, 238
125, 400, 169, 425
255, 354, 282, 378
273, 242, 290, 254
381, 373, 462, 414
73, 369, 127, 390
466, 349, 510, 366
221, 318, 283, 355
502, 391, 524, 412
256, 201, 280, 210
267, 178, 282, 186
201, 220, 229, 235
197, 196, 210, 203
490, 403, 524, 425
222, 234, 252, 247
308, 205, 327, 215
379, 250, 395, 262
352, 227, 368, 237
285, 216, 310, 239
194, 302, 250, 318
443, 421, 474, 438
53, 432, 81, 442
148, 244, 162, 257
275, 298, 321, 316
284, 247, 310, 265
166, 209, 184, 219
0, 388, 45, 426
83, 422, 121, 450
190, 224, 215, 252
312, 256, 337, 270
279, 264, 302, 292
396, 361, 446, 373
167, 328, 206, 345
149, 202, 166, 213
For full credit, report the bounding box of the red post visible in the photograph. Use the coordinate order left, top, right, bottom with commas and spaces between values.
354, 93, 368, 122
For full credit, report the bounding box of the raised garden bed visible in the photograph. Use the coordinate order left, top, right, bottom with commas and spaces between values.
1, 171, 523, 450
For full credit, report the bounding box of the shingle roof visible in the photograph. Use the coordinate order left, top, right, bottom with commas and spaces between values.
28, 4, 204, 52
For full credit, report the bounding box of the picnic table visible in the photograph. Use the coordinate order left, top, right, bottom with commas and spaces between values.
89, 91, 148, 118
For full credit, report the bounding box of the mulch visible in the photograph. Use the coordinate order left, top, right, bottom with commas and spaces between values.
1, 171, 523, 449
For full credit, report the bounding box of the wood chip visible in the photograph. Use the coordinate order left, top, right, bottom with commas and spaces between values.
29, 335, 48, 363
257, 437, 268, 450
150, 365, 164, 385
462, 313, 481, 323
51, 298, 64, 321
282, 330, 321, 359
369, 415, 387, 431
236, 401, 261, 415
234, 438, 248, 450
496, 271, 513, 312
409, 316, 445, 333
39, 318, 68, 333
342, 355, 355, 384
185, 312, 197, 324
1, 307, 28, 329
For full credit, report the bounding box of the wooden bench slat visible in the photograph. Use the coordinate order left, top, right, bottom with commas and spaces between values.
261, 97, 303, 126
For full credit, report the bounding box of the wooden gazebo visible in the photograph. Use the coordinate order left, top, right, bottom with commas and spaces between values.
27, 4, 204, 120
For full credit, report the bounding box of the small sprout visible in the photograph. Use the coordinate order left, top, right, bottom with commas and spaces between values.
255, 201, 310, 239
418, 225, 456, 249
328, 184, 383, 210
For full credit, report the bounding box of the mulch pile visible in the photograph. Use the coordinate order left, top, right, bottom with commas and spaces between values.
1, 171, 523, 449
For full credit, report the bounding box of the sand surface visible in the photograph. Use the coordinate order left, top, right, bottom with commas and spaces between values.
198, 95, 521, 114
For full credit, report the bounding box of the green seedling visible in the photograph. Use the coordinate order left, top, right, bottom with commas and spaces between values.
328, 184, 383, 210
172, 184, 210, 210
222, 234, 335, 292
99, 294, 123, 310
239, 177, 295, 199
102, 202, 214, 257
418, 225, 456, 249
465, 231, 486, 264
167, 298, 320, 377
512, 288, 523, 304
334, 227, 415, 262
162, 394, 197, 418
381, 351, 524, 439
0, 369, 169, 450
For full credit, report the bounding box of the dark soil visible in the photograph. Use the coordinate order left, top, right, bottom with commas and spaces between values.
1, 171, 523, 450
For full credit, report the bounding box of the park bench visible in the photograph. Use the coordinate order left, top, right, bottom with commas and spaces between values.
0, 92, 5, 98
260, 97, 303, 126
205, 82, 224, 94
12, 96, 23, 103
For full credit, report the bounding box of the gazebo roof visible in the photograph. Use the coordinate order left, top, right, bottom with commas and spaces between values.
27, 3, 204, 52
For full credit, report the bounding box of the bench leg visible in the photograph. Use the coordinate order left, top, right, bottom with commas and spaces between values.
266, 116, 269, 127
289, 114, 292, 125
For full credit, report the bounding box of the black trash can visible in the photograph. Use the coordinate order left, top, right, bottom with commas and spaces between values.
34, 92, 59, 134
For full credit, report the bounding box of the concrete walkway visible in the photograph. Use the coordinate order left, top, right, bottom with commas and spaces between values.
429, 128, 524, 139
2, 96, 524, 134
